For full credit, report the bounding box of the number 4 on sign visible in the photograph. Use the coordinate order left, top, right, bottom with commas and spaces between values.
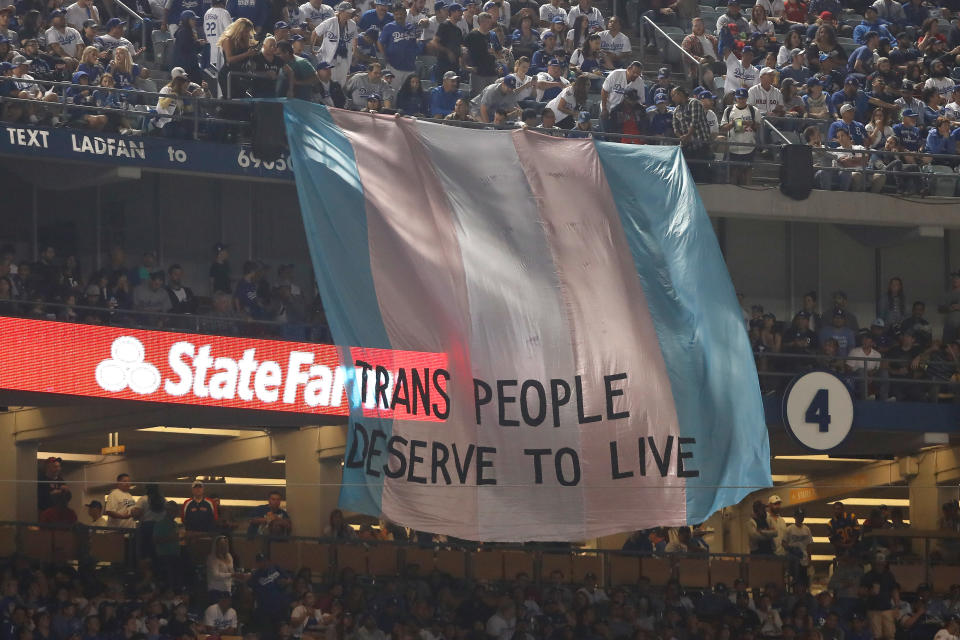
805, 389, 831, 432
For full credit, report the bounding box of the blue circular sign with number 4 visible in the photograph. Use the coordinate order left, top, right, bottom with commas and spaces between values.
782, 371, 854, 452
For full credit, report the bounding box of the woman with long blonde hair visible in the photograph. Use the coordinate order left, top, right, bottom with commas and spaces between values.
108, 46, 141, 89
77, 46, 104, 84
217, 18, 258, 97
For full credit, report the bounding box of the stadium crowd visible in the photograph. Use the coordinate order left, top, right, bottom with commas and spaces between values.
744, 275, 960, 401
0, 242, 332, 342
1, 0, 960, 188
15, 461, 960, 640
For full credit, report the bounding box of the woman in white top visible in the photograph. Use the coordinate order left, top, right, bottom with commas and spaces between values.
749, 5, 775, 37
864, 108, 893, 149
776, 29, 803, 66
545, 75, 589, 128
206, 535, 242, 602
508, 56, 538, 104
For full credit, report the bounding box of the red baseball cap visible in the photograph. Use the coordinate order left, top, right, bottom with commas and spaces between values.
819, 10, 833, 18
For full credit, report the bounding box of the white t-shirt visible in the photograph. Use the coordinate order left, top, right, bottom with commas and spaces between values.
44, 25, 84, 57
65, 1, 100, 30
747, 82, 782, 114
535, 71, 568, 101
546, 85, 577, 123
724, 51, 758, 93
602, 68, 644, 111
756, 0, 784, 16
300, 1, 333, 27
203, 605, 238, 631
784, 523, 813, 564
847, 346, 881, 371
944, 101, 960, 120
105, 488, 137, 528
486, 613, 517, 640
769, 513, 788, 556
420, 14, 440, 41
697, 34, 717, 60
598, 29, 630, 56
566, 4, 603, 30
925, 76, 954, 97
721, 104, 758, 153
510, 72, 535, 100
539, 3, 565, 23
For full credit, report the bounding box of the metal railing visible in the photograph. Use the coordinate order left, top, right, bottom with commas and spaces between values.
110, 0, 148, 46
641, 15, 703, 88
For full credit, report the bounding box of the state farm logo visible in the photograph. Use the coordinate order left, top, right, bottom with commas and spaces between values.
95, 336, 162, 395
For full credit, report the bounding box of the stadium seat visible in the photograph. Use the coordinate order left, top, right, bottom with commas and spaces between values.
922, 165, 959, 197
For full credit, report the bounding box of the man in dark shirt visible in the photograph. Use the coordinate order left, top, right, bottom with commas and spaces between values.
900, 301, 932, 347
248, 553, 291, 631
209, 242, 231, 295
885, 331, 925, 401
464, 12, 497, 96
181, 481, 218, 533
248, 37, 285, 97
37, 456, 67, 513
861, 556, 897, 640
433, 5, 465, 78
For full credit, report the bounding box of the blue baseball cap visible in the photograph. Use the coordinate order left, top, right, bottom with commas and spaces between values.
845, 75, 859, 86
547, 57, 561, 66
375, 0, 391, 4
275, 20, 289, 28
367, 92, 382, 101
483, 0, 496, 8
435, 0, 446, 9
806, 77, 821, 87
180, 10, 196, 20
316, 61, 332, 69
657, 66, 669, 78
0, 62, 12, 73
289, 33, 304, 40
49, 8, 65, 16
577, 111, 591, 123
105, 17, 126, 28
901, 108, 918, 118
692, 86, 705, 96
741, 45, 754, 54
447, 2, 463, 11
654, 94, 667, 103
71, 70, 89, 82
551, 14, 565, 22
542, 30, 556, 38
502, 75, 517, 88
701, 91, 716, 100
364, 26, 380, 36
734, 87, 748, 98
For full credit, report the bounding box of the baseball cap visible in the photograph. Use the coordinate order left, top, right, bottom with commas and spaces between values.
790, 47, 803, 57
448, 2, 463, 10
85, 500, 103, 509
551, 14, 565, 22
547, 57, 561, 66
840, 102, 855, 114
658, 66, 669, 78
819, 10, 833, 18
180, 9, 196, 20
0, 61, 13, 73
654, 94, 667, 104
727, 0, 739, 5
806, 77, 821, 87
483, 0, 496, 8
213, 242, 228, 253
693, 86, 705, 96
315, 61, 332, 69
845, 75, 860, 86
759, 66, 775, 76
872, 318, 885, 327
502, 75, 517, 88
797, 310, 811, 318
12, 55, 32, 66
192, 480, 204, 488
435, 0, 446, 9
577, 111, 591, 123
701, 91, 716, 100
82, 18, 97, 27
289, 33, 303, 40
768, 495, 782, 504
72, 70, 89, 82
335, 1, 353, 11
542, 30, 556, 38
442, 70, 460, 81
734, 87, 748, 98
795, 508, 806, 517
901, 108, 918, 118
49, 8, 65, 16
275, 20, 290, 28
170, 66, 189, 80
382, 69, 395, 78
833, 308, 847, 316
105, 17, 126, 28
367, 92, 382, 101
741, 45, 754, 54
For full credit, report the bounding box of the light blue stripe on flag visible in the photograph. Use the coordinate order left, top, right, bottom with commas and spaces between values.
284, 101, 391, 514
594, 142, 771, 522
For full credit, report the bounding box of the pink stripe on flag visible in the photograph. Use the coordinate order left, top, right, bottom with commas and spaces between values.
511, 130, 687, 533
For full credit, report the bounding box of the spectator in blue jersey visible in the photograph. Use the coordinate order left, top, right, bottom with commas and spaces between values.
235, 259, 268, 318
828, 502, 861, 555
828, 102, 868, 146
530, 31, 558, 72
847, 32, 879, 77
354, 27, 381, 70
926, 117, 958, 166
646, 93, 674, 137
853, 7, 895, 45
246, 491, 293, 538
429, 69, 463, 116
226, 0, 273, 36
181, 480, 219, 533
818, 309, 857, 357
359, 0, 393, 31
779, 48, 810, 84
170, 10, 205, 83
378, 4, 418, 89
248, 553, 292, 633
164, 0, 201, 34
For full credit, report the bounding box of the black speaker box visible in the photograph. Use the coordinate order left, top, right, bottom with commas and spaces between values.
779, 144, 814, 201
252, 102, 288, 162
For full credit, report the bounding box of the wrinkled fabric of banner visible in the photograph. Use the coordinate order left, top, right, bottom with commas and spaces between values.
284, 101, 770, 542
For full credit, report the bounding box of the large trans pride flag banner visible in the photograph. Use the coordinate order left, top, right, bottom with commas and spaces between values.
284, 101, 770, 542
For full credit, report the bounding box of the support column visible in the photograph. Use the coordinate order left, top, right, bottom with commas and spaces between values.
0, 411, 40, 522
274, 426, 346, 538
907, 454, 939, 555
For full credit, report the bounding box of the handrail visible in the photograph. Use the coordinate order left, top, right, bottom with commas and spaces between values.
763, 115, 794, 146
109, 0, 148, 47
641, 15, 702, 88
